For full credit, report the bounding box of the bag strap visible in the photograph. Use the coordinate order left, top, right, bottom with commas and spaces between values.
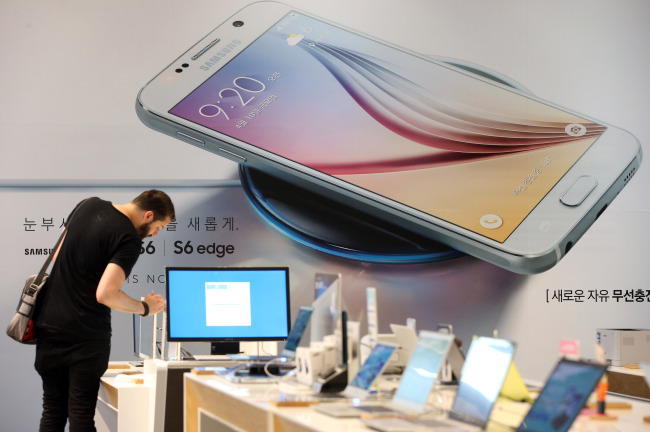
32, 199, 88, 288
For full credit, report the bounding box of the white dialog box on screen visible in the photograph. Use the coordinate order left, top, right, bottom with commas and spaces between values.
205, 282, 251, 326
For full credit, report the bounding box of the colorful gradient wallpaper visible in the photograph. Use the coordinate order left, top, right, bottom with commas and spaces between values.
170, 11, 604, 242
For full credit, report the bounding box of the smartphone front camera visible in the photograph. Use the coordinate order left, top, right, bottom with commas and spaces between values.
233, 20, 244, 27
175, 63, 190, 73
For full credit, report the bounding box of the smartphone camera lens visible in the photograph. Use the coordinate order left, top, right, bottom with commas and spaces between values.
233, 20, 244, 27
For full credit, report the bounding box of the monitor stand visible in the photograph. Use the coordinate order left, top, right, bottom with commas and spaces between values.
211, 341, 240, 355
238, 56, 531, 265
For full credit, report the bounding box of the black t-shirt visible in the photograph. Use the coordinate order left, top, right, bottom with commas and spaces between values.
36, 197, 141, 340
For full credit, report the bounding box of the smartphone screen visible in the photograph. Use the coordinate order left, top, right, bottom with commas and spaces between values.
349, 343, 396, 390
168, 11, 605, 243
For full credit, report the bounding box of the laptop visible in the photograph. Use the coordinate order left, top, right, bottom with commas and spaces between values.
515, 359, 607, 432
315, 330, 454, 418
363, 336, 516, 432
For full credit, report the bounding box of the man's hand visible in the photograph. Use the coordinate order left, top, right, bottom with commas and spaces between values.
144, 290, 165, 315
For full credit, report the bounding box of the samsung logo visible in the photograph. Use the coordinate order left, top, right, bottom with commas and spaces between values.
25, 248, 54, 256
200, 40, 242, 71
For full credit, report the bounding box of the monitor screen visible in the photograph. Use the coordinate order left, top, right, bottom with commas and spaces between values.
166, 267, 291, 342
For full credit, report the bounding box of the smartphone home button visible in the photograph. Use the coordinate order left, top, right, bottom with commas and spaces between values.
560, 175, 598, 207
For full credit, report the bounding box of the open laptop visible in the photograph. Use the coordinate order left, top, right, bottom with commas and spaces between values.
315, 330, 454, 418
514, 359, 607, 432
363, 336, 516, 432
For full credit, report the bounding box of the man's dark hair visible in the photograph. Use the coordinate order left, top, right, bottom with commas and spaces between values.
132, 189, 175, 222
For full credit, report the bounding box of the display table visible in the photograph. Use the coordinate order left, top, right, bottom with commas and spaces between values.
608, 366, 650, 399
184, 371, 367, 432
184, 371, 650, 432
96, 368, 150, 432
97, 358, 238, 432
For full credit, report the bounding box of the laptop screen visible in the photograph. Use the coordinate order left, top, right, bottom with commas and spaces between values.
450, 337, 516, 427
391, 331, 454, 413
517, 359, 607, 432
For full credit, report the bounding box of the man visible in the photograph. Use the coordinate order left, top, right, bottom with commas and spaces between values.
34, 189, 175, 432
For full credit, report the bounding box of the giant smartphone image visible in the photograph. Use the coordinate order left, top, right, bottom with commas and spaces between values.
136, 1, 642, 274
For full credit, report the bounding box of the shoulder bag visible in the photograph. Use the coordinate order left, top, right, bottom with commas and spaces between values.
6, 200, 85, 344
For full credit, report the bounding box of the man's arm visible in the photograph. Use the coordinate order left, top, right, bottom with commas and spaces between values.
96, 263, 165, 315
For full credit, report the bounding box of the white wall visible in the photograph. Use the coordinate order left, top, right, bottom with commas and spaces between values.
2, 1, 649, 430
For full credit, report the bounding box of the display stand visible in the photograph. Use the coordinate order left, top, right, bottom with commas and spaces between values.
133, 308, 167, 360
239, 57, 531, 264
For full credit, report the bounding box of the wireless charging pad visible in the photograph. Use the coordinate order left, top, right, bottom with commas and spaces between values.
239, 57, 531, 264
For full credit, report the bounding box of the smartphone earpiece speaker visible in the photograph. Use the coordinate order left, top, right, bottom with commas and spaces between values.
192, 37, 221, 61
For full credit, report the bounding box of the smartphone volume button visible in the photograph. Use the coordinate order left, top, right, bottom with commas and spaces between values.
176, 131, 205, 146
218, 148, 247, 163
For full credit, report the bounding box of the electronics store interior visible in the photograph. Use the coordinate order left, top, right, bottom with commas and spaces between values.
104, 265, 650, 432
3, 2, 650, 432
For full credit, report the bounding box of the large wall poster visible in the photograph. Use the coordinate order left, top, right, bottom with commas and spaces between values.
1, 1, 649, 431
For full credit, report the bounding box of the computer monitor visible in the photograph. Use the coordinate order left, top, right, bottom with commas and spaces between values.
165, 267, 291, 342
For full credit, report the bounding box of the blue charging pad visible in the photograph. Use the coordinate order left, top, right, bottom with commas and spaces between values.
239, 164, 464, 264
239, 58, 530, 264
